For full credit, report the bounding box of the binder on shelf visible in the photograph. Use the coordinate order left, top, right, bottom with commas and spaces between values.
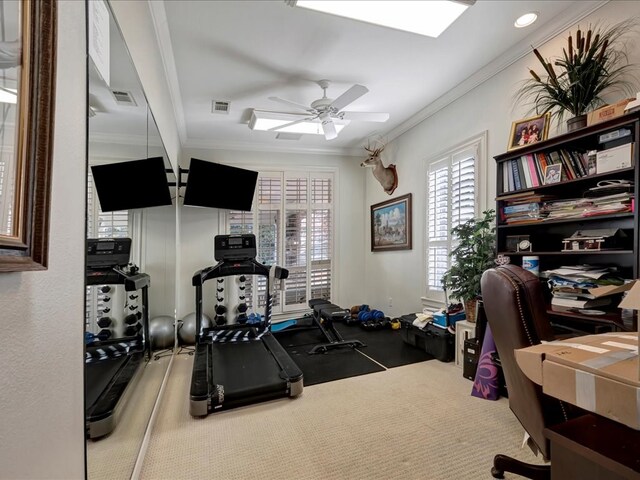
511, 159, 522, 190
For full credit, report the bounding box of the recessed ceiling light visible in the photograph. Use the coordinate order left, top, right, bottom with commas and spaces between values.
290, 1, 474, 38
514, 12, 538, 28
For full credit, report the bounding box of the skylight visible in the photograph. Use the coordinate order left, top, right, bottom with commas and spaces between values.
249, 110, 349, 136
291, 1, 474, 38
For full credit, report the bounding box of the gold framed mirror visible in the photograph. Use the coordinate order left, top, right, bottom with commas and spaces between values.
0, 0, 57, 272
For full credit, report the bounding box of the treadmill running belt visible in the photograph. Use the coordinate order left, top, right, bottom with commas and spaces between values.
85, 356, 128, 408
211, 342, 285, 400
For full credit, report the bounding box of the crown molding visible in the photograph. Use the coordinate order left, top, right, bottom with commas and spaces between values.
183, 137, 362, 157
147, 0, 188, 145
383, 0, 609, 142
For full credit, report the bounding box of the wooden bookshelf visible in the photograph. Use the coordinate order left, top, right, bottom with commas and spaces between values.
494, 111, 640, 332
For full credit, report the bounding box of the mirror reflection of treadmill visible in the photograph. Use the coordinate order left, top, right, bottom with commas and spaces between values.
190, 234, 303, 417
84, 238, 151, 439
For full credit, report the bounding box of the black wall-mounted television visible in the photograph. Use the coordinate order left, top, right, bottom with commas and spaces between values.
91, 157, 172, 212
183, 158, 258, 211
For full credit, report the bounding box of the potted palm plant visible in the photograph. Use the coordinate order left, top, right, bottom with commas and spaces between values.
515, 20, 638, 131
441, 209, 496, 322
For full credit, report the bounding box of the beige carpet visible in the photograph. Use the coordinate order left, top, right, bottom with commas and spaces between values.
88, 355, 170, 480
139, 356, 545, 479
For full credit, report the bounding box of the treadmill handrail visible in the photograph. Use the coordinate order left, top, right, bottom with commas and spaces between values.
192, 260, 288, 286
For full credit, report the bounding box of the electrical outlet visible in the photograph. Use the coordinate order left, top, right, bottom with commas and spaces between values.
388, 297, 393, 307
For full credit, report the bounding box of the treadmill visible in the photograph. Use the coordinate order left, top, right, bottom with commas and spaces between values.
84, 238, 151, 439
190, 234, 303, 417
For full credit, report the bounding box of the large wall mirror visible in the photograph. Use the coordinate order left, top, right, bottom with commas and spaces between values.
85, 2, 176, 478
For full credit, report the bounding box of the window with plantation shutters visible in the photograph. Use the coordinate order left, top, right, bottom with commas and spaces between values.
226, 171, 334, 315
426, 145, 477, 299
86, 172, 132, 331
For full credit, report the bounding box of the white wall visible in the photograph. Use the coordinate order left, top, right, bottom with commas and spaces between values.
0, 1, 86, 478
178, 148, 365, 320
143, 205, 177, 319
363, 0, 640, 317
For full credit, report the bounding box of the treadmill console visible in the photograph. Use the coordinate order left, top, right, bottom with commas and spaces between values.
214, 234, 256, 261
87, 238, 132, 268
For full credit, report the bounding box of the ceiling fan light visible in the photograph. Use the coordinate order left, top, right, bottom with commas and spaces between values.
249, 110, 348, 136
292, 1, 473, 38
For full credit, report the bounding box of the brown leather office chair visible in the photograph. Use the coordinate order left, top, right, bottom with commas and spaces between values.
481, 265, 575, 480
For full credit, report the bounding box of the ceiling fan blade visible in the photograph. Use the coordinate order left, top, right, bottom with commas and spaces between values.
320, 114, 338, 140
268, 96, 313, 113
329, 84, 369, 111
340, 112, 390, 122
268, 116, 315, 132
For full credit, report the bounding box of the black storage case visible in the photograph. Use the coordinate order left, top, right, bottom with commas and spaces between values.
399, 315, 454, 362
463, 338, 480, 380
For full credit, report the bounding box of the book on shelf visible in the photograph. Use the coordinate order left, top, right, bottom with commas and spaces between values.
519, 156, 532, 188
525, 154, 540, 187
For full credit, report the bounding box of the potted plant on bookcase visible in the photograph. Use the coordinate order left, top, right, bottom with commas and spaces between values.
515, 20, 638, 132
442, 210, 496, 323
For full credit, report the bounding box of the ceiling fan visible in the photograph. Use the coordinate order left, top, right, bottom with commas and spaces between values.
266, 80, 389, 140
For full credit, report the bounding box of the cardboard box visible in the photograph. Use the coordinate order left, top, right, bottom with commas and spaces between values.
596, 143, 633, 174
587, 98, 634, 126
515, 332, 640, 430
617, 279, 640, 377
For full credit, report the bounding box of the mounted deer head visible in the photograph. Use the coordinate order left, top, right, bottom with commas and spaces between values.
361, 141, 398, 195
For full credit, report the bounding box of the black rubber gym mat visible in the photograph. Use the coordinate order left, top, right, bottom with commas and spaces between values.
335, 323, 434, 368
284, 346, 385, 386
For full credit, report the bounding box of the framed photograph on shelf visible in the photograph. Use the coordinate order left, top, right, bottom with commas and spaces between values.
370, 193, 412, 252
544, 163, 562, 184
507, 113, 550, 151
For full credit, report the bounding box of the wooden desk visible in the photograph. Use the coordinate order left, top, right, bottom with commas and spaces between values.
547, 306, 637, 332
545, 414, 640, 480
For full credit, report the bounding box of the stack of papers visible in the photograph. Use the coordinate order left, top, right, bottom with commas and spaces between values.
541, 265, 628, 310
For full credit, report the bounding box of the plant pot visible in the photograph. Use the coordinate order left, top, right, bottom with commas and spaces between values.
464, 299, 477, 323
566, 114, 588, 132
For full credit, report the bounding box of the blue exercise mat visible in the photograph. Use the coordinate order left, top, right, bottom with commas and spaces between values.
270, 319, 298, 332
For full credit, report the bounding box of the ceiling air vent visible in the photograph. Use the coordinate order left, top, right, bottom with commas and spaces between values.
111, 90, 137, 106
211, 100, 231, 114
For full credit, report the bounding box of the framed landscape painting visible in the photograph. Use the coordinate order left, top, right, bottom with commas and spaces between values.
370, 193, 412, 252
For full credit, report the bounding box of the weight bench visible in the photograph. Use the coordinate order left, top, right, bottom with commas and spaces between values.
307, 299, 365, 354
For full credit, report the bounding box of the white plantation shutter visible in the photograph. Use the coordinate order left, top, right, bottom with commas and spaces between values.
86, 172, 131, 331
426, 147, 477, 298
226, 170, 334, 314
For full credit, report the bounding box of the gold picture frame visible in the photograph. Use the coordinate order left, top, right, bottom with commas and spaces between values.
0, 0, 57, 272
370, 193, 412, 252
507, 113, 550, 151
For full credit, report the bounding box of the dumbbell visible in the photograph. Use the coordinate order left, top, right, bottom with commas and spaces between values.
97, 329, 112, 340
97, 317, 112, 328
124, 323, 142, 336
129, 294, 139, 300
102, 307, 111, 314
215, 314, 226, 326
102, 296, 111, 303
129, 305, 138, 311
215, 305, 227, 315
236, 313, 248, 324
124, 314, 138, 325
100, 286, 111, 294
236, 303, 248, 314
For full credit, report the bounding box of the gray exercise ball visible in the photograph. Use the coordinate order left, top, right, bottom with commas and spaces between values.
179, 312, 212, 345
149, 315, 174, 350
